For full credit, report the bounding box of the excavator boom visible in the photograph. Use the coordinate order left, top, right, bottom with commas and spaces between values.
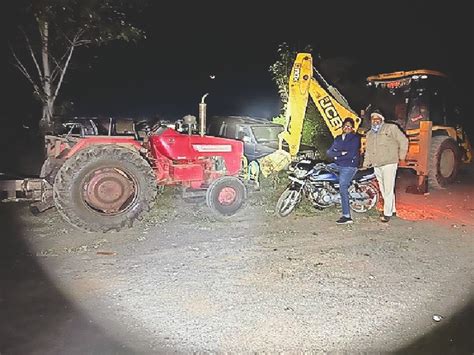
279, 53, 361, 157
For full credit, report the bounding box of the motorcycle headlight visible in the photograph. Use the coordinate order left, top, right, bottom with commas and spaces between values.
294, 168, 307, 179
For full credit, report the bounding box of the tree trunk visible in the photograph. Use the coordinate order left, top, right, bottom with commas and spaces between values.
40, 20, 54, 126
40, 100, 55, 134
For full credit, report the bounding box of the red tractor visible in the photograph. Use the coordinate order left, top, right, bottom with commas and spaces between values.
31, 95, 248, 232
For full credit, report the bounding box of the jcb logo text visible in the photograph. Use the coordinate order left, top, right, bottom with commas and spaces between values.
319, 96, 342, 128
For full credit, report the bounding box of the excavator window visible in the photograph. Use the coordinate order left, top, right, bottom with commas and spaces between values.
367, 74, 466, 133
429, 90, 445, 126
366, 85, 409, 128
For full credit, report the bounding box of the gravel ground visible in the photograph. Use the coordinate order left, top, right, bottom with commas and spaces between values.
1, 170, 474, 354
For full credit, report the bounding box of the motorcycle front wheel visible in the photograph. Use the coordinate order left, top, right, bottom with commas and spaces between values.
349, 183, 379, 213
275, 188, 301, 217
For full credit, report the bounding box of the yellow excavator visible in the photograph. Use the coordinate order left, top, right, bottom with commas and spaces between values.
262, 52, 472, 192
365, 69, 472, 191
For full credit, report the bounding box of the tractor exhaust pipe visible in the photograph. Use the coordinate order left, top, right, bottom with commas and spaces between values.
199, 93, 209, 137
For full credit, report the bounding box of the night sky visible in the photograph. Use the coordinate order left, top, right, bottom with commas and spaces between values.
1, 1, 473, 133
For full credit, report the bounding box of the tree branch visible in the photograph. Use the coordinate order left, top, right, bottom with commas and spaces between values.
11, 48, 45, 101
50, 32, 82, 82
20, 28, 44, 83
69, 29, 90, 46
50, 50, 70, 83
52, 43, 75, 101
51, 28, 88, 102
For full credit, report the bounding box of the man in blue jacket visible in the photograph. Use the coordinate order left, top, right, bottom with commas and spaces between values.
326, 117, 361, 224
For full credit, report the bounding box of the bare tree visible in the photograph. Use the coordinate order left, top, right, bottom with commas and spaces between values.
11, 0, 146, 132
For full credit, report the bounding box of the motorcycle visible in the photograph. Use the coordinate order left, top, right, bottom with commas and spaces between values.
276, 160, 379, 217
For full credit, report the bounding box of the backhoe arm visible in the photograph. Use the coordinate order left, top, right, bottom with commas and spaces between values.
279, 53, 361, 157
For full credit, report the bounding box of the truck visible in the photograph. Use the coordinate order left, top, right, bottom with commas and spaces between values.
274, 53, 472, 193
1, 95, 249, 232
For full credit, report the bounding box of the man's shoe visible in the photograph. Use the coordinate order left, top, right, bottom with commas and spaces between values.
336, 216, 353, 224
380, 215, 390, 223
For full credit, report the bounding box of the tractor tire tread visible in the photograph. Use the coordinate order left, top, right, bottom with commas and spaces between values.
53, 145, 157, 232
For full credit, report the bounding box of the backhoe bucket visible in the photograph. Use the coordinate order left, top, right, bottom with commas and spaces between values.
257, 149, 292, 177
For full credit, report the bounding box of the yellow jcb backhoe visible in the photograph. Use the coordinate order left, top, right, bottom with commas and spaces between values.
263, 53, 472, 193
365, 69, 472, 191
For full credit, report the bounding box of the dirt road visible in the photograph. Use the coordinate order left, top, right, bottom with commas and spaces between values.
1, 167, 473, 353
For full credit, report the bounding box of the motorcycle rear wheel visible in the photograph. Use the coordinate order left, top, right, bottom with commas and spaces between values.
275, 188, 301, 217
349, 183, 379, 213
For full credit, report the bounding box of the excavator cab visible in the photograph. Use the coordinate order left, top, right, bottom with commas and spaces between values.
365, 70, 462, 131
365, 70, 472, 191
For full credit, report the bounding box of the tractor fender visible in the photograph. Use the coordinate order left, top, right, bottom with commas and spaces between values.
42, 141, 145, 185
64, 137, 142, 159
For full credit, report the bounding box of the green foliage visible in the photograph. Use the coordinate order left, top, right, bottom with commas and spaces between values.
304, 103, 332, 158
268, 42, 312, 111
269, 42, 332, 154
272, 114, 286, 126
28, 0, 146, 45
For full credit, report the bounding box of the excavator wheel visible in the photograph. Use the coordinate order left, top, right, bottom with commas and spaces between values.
428, 136, 460, 189
53, 145, 157, 232
206, 176, 246, 216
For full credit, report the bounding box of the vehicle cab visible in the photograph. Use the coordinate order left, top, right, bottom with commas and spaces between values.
206, 116, 284, 161
365, 70, 463, 132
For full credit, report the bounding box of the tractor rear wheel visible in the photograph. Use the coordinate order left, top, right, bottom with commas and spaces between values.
206, 176, 246, 216
53, 145, 157, 232
428, 136, 460, 189
40, 157, 62, 184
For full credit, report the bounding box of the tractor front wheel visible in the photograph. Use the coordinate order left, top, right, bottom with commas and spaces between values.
206, 176, 246, 216
53, 145, 157, 232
